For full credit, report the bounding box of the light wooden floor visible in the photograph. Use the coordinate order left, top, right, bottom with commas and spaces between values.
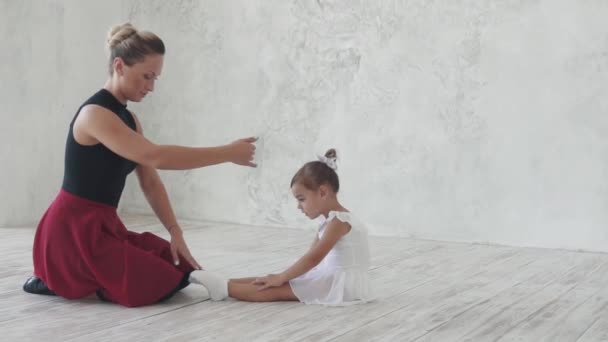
2, 214, 608, 342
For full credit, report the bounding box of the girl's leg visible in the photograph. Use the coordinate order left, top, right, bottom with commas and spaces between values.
229, 277, 258, 284
228, 282, 298, 302
190, 270, 298, 302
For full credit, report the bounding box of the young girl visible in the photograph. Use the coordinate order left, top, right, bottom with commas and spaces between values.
191, 149, 373, 306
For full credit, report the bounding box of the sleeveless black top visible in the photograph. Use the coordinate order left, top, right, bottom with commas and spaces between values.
61, 89, 138, 207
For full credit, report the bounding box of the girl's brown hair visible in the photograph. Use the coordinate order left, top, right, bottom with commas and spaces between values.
290, 149, 340, 193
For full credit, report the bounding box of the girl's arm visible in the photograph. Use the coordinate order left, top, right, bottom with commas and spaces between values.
255, 219, 351, 290
308, 235, 320, 250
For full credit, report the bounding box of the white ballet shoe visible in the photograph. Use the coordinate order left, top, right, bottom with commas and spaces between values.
189, 270, 228, 301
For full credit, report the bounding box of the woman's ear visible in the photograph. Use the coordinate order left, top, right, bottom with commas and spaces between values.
113, 57, 124, 76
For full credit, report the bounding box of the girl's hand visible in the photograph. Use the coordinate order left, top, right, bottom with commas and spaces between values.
169, 227, 202, 270
253, 274, 286, 291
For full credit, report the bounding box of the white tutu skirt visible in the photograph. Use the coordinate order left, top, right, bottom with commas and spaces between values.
289, 266, 373, 306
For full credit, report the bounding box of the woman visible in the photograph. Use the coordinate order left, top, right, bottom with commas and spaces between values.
23, 23, 257, 307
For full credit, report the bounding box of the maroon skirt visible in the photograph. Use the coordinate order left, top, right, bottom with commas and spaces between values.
32, 189, 194, 307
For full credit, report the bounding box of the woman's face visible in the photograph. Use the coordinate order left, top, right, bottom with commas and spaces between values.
115, 53, 163, 102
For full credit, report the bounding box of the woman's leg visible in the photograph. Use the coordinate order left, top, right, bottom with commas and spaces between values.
94, 232, 193, 307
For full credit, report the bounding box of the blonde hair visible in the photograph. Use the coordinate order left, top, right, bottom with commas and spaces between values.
106, 23, 165, 75
291, 149, 340, 192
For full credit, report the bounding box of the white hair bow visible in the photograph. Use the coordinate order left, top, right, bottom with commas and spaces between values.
317, 155, 338, 171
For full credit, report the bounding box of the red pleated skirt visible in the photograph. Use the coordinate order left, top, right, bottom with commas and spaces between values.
32, 189, 193, 307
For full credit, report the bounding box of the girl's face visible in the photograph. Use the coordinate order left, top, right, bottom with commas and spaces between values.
113, 53, 163, 102
291, 182, 327, 219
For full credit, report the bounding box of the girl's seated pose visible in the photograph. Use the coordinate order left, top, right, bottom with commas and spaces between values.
191, 149, 373, 306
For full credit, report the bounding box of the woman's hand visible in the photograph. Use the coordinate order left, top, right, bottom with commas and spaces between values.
228, 137, 257, 167
252, 273, 287, 291
169, 227, 202, 270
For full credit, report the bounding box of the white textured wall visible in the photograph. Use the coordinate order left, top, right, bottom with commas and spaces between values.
1, 0, 130, 226
3, 1, 608, 252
